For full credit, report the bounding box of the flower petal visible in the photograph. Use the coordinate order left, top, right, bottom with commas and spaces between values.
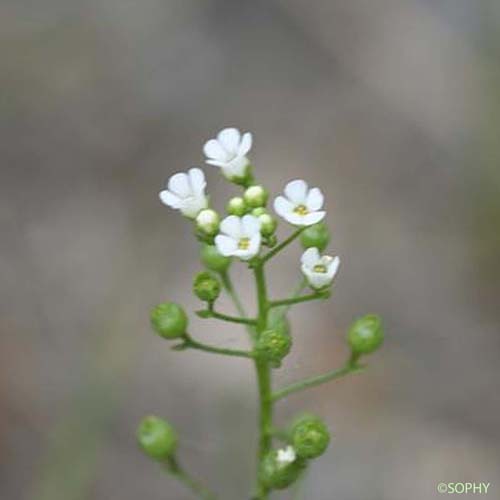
280, 212, 309, 226
180, 195, 208, 218
188, 168, 206, 195
204, 139, 229, 161
168, 172, 191, 197
159, 190, 181, 209
302, 211, 326, 226
238, 132, 252, 156
217, 127, 240, 154
326, 256, 340, 279
219, 215, 242, 239
215, 235, 238, 256
206, 159, 226, 168
241, 214, 261, 236
306, 188, 324, 211
273, 196, 294, 218
284, 179, 308, 204
301, 247, 320, 267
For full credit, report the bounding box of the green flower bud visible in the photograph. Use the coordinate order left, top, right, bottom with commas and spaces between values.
193, 271, 221, 302
251, 207, 267, 217
260, 448, 304, 490
256, 328, 292, 367
347, 314, 384, 356
200, 244, 232, 272
258, 213, 277, 236
226, 197, 247, 216
150, 302, 188, 339
137, 415, 178, 461
300, 223, 330, 252
196, 209, 220, 236
244, 185, 268, 208
291, 415, 330, 459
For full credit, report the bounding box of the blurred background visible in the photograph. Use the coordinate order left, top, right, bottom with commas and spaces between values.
2, 0, 500, 499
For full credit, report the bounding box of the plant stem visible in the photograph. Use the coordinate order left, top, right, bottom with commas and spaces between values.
219, 270, 247, 318
269, 290, 330, 309
182, 335, 253, 359
253, 263, 272, 499
200, 308, 257, 326
165, 456, 217, 500
271, 362, 364, 402
260, 227, 304, 264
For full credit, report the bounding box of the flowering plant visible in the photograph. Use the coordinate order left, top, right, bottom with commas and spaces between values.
138, 127, 384, 499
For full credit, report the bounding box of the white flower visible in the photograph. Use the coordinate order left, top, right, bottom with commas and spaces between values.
301, 247, 340, 289
215, 215, 261, 261
274, 179, 326, 226
203, 127, 252, 179
276, 446, 296, 466
159, 168, 208, 218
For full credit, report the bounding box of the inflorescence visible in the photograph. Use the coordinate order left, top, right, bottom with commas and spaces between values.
138, 127, 384, 499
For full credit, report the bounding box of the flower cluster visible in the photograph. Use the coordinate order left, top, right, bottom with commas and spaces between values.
142, 127, 384, 499
159, 127, 340, 289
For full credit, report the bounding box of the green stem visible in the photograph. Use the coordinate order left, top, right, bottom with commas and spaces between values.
165, 456, 217, 500
199, 308, 257, 326
274, 277, 307, 320
271, 361, 364, 402
219, 270, 256, 339
260, 227, 305, 264
253, 263, 272, 499
269, 290, 330, 309
182, 335, 253, 359
219, 271, 247, 318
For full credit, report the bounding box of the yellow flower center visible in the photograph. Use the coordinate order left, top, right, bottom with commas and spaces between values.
238, 237, 250, 250
293, 204, 309, 216
313, 264, 327, 273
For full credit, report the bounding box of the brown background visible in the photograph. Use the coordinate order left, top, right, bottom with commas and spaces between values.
1, 1, 500, 499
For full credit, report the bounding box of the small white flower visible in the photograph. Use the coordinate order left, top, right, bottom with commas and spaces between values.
276, 446, 296, 466
274, 179, 326, 226
301, 247, 340, 289
159, 168, 208, 218
203, 127, 253, 179
215, 215, 261, 261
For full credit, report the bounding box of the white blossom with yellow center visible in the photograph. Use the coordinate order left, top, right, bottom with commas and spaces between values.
273, 179, 326, 226
215, 215, 262, 261
301, 247, 340, 289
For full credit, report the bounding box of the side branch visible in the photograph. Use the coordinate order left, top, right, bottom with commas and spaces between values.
271, 360, 364, 402
165, 456, 218, 500
196, 309, 257, 326
269, 290, 330, 309
175, 334, 253, 359
260, 227, 305, 264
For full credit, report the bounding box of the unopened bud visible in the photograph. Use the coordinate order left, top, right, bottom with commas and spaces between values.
300, 223, 330, 252
256, 328, 292, 367
291, 414, 330, 459
151, 302, 188, 339
200, 244, 232, 272
226, 197, 247, 216
196, 209, 220, 236
244, 185, 268, 208
137, 415, 178, 461
347, 314, 384, 356
193, 271, 221, 302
